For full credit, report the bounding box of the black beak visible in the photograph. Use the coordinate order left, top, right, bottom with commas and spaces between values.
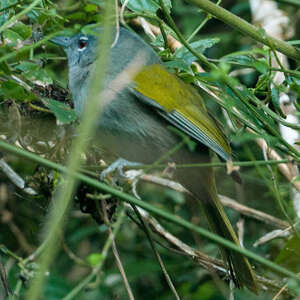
50, 36, 71, 47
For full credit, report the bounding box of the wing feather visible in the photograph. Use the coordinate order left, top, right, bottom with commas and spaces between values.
161, 111, 230, 160
132, 64, 231, 160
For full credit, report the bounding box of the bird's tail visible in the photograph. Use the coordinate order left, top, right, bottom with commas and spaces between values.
179, 166, 258, 293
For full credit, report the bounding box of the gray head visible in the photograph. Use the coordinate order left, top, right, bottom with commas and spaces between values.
51, 27, 160, 114
51, 29, 100, 69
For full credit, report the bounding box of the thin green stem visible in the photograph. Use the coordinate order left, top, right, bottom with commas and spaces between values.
62, 207, 126, 300
186, 15, 210, 42
0, 246, 23, 263
9, 280, 22, 300
146, 158, 300, 169
275, 0, 300, 7
131, 204, 180, 300
25, 1, 114, 299
247, 92, 300, 130
158, 21, 169, 51
0, 140, 300, 283
22, 239, 49, 265
186, 0, 221, 42
0, 32, 60, 64
123, 12, 161, 23
186, 0, 300, 61
99, 199, 134, 300
224, 79, 300, 157
148, 136, 187, 170
287, 40, 300, 46
0, 1, 21, 13
86, 157, 300, 171
270, 67, 300, 77
159, 0, 215, 70
158, 0, 300, 157
272, 172, 295, 229
0, 0, 42, 34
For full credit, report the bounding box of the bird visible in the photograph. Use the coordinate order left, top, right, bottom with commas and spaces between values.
51, 26, 258, 293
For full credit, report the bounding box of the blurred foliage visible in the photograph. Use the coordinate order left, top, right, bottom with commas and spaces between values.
0, 0, 300, 299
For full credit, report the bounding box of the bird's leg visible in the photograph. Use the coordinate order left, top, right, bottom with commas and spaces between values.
100, 158, 141, 181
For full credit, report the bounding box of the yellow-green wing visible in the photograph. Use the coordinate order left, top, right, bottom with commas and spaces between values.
132, 64, 231, 160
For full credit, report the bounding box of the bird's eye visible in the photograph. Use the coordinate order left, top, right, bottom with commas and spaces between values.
78, 37, 88, 51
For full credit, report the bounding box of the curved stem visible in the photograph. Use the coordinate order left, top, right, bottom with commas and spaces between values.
186, 0, 300, 61
0, 140, 300, 284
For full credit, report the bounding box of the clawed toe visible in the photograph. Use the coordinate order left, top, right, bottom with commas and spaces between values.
100, 158, 141, 181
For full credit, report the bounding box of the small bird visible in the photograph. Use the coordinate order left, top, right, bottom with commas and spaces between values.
51, 27, 257, 292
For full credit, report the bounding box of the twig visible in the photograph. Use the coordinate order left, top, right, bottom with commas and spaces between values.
272, 282, 288, 300
131, 17, 182, 52
219, 195, 289, 229
272, 273, 300, 300
126, 205, 295, 297
61, 236, 90, 267
23, 238, 49, 266
7, 220, 35, 255
130, 204, 181, 300
0, 158, 37, 195
262, 143, 296, 231
237, 219, 245, 248
132, 171, 290, 229
100, 200, 135, 300
28, 103, 51, 114
1, 141, 299, 283
255, 137, 300, 191
62, 207, 126, 300
0, 256, 11, 297
253, 222, 299, 247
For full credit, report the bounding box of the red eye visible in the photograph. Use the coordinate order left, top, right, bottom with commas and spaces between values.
78, 38, 88, 50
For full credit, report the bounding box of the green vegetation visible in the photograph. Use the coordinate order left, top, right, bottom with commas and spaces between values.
0, 0, 299, 299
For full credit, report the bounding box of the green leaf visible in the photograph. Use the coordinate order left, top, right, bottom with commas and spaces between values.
175, 38, 220, 65
11, 22, 32, 40
15, 61, 37, 72
164, 58, 193, 74
256, 73, 269, 90
0, 80, 28, 101
222, 53, 270, 74
276, 235, 300, 272
84, 3, 98, 12
253, 58, 269, 74
151, 33, 165, 48
294, 98, 300, 112
120, 0, 160, 14
15, 62, 53, 85
0, 0, 15, 26
222, 54, 254, 66
158, 0, 172, 12
42, 98, 77, 124
67, 12, 87, 21
230, 132, 259, 143
87, 253, 103, 266
3, 29, 23, 47
0, 61, 11, 76
288, 76, 300, 99
271, 86, 286, 118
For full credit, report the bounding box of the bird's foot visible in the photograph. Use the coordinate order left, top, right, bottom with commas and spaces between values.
100, 158, 141, 181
